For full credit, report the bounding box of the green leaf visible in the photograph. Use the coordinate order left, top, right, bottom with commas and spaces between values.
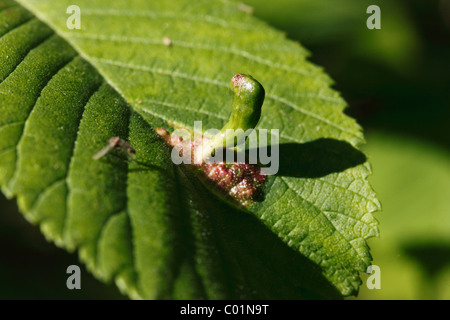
0, 0, 380, 298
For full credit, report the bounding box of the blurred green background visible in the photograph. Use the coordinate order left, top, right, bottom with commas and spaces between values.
1, 0, 449, 299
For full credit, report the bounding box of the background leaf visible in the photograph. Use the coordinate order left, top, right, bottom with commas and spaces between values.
243, 0, 422, 74
243, 0, 450, 149
0, 0, 380, 298
356, 132, 450, 299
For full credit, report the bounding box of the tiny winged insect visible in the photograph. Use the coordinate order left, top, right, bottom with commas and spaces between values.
93, 136, 136, 161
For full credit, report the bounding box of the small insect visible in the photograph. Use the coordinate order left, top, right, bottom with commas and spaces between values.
93, 137, 136, 161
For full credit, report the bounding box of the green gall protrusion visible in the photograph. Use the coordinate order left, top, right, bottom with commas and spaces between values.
223, 73, 265, 132
203, 74, 265, 160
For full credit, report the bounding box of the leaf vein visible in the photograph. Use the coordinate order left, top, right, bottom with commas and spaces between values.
6, 53, 77, 192
63, 32, 311, 76
139, 98, 228, 120
0, 19, 53, 84
62, 80, 104, 238
317, 177, 380, 210
79, 9, 256, 31
279, 177, 367, 265
92, 58, 358, 138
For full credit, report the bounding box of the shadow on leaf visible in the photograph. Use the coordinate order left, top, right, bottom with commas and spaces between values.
245, 138, 366, 178
276, 138, 367, 178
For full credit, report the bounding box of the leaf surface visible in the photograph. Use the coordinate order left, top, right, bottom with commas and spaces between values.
0, 0, 380, 298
